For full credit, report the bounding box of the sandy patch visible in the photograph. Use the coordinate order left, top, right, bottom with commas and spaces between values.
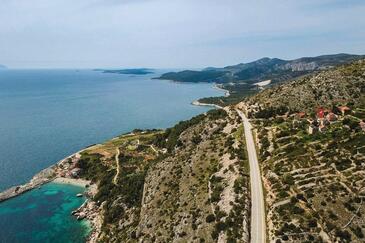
53, 177, 90, 187
254, 79, 271, 87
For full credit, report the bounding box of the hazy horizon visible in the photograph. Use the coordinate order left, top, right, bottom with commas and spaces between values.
1, 0, 365, 69
1, 52, 365, 70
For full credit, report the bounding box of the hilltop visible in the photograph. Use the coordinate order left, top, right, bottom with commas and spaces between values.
248, 59, 365, 112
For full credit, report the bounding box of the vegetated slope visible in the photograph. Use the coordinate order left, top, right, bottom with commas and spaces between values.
138, 109, 250, 242
156, 70, 228, 83
158, 54, 364, 106
248, 59, 365, 113
78, 109, 251, 242
237, 59, 365, 242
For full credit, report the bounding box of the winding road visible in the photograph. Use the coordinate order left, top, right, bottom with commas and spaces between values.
236, 109, 266, 243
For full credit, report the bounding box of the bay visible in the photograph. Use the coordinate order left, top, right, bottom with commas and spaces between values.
0, 69, 222, 191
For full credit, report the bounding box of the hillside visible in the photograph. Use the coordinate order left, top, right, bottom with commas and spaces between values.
67, 109, 251, 242
44, 59, 365, 243
239, 59, 365, 242
248, 59, 365, 113
158, 54, 365, 106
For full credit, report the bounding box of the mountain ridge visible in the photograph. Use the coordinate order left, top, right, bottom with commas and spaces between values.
158, 53, 364, 84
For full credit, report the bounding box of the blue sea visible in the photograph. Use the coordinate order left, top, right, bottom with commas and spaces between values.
0, 69, 222, 242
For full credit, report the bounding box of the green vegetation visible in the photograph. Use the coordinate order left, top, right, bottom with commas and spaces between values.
153, 109, 227, 152
246, 59, 365, 242
157, 70, 228, 83
199, 83, 258, 106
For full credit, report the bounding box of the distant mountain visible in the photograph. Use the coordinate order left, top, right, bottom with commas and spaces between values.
0, 64, 7, 69
95, 68, 154, 75
157, 53, 365, 84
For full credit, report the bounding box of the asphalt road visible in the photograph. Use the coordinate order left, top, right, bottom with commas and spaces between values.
236, 109, 266, 243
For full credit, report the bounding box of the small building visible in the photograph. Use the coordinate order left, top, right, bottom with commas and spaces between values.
338, 106, 351, 116
326, 112, 338, 122
317, 107, 325, 119
308, 125, 319, 134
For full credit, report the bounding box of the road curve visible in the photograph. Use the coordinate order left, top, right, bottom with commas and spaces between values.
236, 109, 266, 243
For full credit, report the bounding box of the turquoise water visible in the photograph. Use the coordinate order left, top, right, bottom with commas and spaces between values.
0, 183, 90, 243
0, 69, 222, 242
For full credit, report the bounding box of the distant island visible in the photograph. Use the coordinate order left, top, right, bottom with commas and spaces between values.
95, 68, 154, 75
0, 64, 7, 69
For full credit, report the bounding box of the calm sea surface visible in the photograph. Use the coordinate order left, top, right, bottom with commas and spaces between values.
0, 183, 90, 243
0, 69, 222, 242
0, 69, 222, 190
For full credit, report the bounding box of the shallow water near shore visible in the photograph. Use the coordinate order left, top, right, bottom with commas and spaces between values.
0, 182, 90, 243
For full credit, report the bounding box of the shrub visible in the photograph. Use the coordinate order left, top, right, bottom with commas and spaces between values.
206, 214, 215, 223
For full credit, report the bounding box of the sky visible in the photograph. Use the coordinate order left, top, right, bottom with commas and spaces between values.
0, 0, 365, 69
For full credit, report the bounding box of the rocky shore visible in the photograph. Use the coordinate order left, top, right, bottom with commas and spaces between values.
0, 147, 102, 242
0, 165, 56, 202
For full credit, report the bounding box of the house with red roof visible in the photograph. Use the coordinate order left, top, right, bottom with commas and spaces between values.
316, 107, 325, 119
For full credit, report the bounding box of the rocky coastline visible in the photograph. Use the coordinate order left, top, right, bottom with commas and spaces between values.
0, 166, 56, 202
0, 147, 102, 243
